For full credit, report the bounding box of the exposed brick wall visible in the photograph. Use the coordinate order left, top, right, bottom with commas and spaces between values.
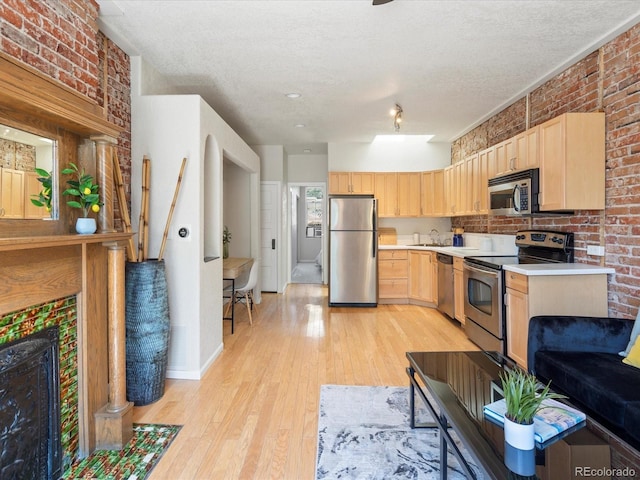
0, 0, 132, 229
452, 23, 640, 319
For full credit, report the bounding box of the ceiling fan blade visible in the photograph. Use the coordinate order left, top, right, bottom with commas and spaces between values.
372, 0, 394, 5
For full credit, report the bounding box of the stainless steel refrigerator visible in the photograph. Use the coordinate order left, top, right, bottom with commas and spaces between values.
328, 196, 378, 307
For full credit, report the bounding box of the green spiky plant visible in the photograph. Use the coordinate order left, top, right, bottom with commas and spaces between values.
500, 368, 566, 425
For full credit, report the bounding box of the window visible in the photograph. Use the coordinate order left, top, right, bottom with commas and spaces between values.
305, 187, 323, 238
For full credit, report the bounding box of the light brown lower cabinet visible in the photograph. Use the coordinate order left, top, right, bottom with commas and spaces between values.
408, 250, 437, 304
453, 257, 465, 324
505, 271, 609, 369
378, 249, 408, 303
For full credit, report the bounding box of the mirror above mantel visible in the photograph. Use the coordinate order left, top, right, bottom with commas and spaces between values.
0, 51, 122, 238
0, 123, 58, 220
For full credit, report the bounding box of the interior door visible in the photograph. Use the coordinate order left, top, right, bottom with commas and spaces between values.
260, 182, 279, 292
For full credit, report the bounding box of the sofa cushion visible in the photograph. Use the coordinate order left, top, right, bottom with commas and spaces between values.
623, 336, 640, 369
620, 311, 640, 357
535, 350, 640, 429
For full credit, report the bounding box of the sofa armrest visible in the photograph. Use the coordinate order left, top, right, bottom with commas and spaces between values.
527, 315, 632, 374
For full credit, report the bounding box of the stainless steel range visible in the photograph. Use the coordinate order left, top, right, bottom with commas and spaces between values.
462, 230, 574, 354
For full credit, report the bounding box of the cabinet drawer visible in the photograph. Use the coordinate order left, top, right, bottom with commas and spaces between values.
379, 259, 408, 278
379, 249, 408, 260
505, 271, 528, 293
379, 279, 408, 298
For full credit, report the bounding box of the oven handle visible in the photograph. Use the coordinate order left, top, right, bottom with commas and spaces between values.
463, 261, 500, 278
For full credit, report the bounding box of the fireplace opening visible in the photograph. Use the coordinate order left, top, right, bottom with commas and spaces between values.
0, 326, 62, 479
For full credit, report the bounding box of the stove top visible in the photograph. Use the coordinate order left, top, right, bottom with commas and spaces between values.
465, 230, 575, 270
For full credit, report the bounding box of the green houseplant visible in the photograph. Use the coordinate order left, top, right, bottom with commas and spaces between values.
499, 368, 566, 450
30, 167, 53, 213
62, 162, 103, 233
223, 225, 232, 259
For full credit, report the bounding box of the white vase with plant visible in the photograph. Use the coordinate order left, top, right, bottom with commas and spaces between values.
500, 368, 566, 450
62, 162, 103, 234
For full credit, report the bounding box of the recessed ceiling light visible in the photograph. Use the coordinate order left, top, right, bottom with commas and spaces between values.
373, 134, 435, 143
285, 93, 301, 99
303, 149, 312, 153
294, 123, 306, 128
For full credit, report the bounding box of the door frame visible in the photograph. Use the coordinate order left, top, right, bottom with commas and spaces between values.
287, 181, 327, 285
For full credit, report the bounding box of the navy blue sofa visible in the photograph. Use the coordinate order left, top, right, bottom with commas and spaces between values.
527, 315, 640, 450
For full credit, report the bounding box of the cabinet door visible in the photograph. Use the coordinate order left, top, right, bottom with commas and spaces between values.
409, 251, 435, 302
328, 172, 351, 194
421, 170, 445, 217
375, 173, 398, 217
506, 287, 529, 368
475, 150, 489, 213
444, 165, 455, 215
397, 172, 421, 217
350, 172, 375, 194
515, 127, 540, 171
486, 146, 497, 180
0, 168, 25, 219
539, 116, 566, 211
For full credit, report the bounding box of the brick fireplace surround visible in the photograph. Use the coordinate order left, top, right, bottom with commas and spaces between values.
0, 52, 133, 463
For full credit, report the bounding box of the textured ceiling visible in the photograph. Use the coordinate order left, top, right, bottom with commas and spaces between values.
98, 0, 640, 154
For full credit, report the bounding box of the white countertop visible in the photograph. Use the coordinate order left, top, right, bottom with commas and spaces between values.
379, 244, 615, 275
378, 244, 504, 258
503, 263, 615, 276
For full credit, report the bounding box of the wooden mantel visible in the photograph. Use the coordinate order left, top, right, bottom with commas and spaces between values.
0, 232, 134, 455
0, 50, 132, 456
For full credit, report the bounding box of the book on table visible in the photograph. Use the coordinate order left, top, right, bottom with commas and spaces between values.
483, 398, 587, 444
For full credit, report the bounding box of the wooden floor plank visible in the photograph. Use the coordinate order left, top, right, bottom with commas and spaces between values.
136, 284, 478, 479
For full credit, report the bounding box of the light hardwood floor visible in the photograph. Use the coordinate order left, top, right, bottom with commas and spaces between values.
134, 284, 479, 479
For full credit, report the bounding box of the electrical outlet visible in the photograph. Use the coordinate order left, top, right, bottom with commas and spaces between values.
587, 245, 605, 256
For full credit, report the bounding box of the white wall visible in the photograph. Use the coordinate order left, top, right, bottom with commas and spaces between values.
328, 141, 453, 236
131, 56, 260, 380
287, 154, 328, 182
328, 141, 451, 171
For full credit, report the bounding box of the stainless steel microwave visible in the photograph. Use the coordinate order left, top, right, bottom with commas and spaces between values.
488, 168, 539, 216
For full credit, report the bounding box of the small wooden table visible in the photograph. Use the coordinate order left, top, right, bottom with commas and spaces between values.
223, 257, 253, 334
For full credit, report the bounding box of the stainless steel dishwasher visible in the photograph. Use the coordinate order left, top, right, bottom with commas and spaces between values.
436, 253, 454, 319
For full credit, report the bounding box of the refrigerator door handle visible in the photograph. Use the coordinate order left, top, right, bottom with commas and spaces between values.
372, 231, 377, 258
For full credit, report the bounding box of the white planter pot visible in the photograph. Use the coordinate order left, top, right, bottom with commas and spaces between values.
76, 217, 97, 234
503, 416, 535, 450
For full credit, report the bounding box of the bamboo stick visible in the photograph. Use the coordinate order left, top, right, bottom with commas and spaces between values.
137, 156, 150, 262
112, 149, 137, 262
142, 156, 151, 261
158, 158, 187, 262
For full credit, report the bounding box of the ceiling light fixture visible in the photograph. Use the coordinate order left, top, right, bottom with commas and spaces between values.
372, 0, 394, 5
285, 93, 301, 99
294, 123, 306, 128
390, 104, 403, 132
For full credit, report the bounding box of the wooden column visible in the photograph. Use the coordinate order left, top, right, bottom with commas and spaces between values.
95, 241, 133, 449
92, 135, 117, 234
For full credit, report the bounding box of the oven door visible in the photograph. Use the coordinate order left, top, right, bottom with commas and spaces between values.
463, 261, 503, 339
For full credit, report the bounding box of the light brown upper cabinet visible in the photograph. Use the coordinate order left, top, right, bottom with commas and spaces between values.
514, 126, 539, 172
492, 137, 517, 178
470, 152, 489, 214
328, 171, 375, 195
375, 172, 421, 217
0, 168, 25, 219
421, 169, 446, 216
539, 112, 605, 211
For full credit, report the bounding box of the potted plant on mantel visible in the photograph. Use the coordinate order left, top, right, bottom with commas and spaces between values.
500, 368, 566, 450
62, 162, 103, 234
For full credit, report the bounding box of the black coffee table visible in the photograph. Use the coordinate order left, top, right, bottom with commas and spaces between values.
406, 351, 585, 480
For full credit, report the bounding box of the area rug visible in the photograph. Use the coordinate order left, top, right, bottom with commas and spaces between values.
316, 385, 481, 479
63, 423, 181, 479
